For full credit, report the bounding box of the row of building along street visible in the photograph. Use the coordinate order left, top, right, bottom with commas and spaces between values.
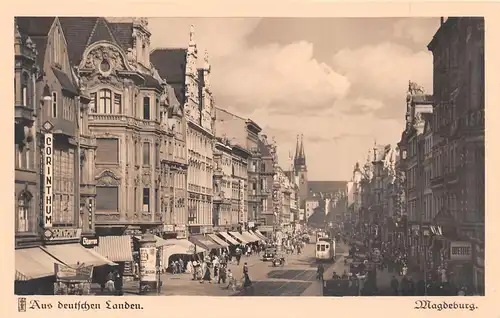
14, 17, 349, 295
343, 17, 484, 295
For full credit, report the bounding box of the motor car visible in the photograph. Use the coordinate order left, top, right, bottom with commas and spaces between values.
262, 248, 277, 261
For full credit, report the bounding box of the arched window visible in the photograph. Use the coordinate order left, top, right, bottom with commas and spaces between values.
98, 89, 112, 113
21, 73, 29, 107
17, 191, 32, 232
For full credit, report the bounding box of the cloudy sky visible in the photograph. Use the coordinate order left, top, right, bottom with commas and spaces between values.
147, 17, 441, 181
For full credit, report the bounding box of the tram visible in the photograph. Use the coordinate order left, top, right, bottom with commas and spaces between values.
315, 237, 336, 262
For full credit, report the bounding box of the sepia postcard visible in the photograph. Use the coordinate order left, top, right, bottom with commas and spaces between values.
5, 1, 500, 317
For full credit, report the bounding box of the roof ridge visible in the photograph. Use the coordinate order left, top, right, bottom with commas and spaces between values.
151, 47, 188, 53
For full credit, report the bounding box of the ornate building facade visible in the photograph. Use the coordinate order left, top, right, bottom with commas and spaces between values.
15, 20, 41, 248
59, 17, 167, 235
397, 82, 433, 268
212, 139, 233, 229
427, 17, 484, 293
151, 26, 216, 235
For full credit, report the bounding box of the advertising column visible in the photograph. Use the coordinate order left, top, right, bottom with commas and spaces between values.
139, 234, 161, 294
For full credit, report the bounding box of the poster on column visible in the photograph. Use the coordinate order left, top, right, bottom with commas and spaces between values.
139, 246, 157, 282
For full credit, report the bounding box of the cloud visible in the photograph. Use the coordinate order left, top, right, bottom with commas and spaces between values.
212, 41, 351, 115
146, 18, 438, 180
331, 42, 433, 116
392, 18, 442, 46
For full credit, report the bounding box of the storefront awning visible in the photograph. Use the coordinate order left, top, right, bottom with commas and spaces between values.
207, 234, 229, 248
163, 238, 207, 254
241, 231, 260, 243
94, 235, 134, 262
255, 229, 269, 238
15, 247, 63, 280
42, 243, 116, 267
250, 229, 268, 241
217, 232, 240, 245
133, 235, 171, 247
189, 235, 222, 250
229, 231, 249, 244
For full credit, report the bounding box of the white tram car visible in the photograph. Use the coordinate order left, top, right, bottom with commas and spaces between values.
315, 237, 336, 262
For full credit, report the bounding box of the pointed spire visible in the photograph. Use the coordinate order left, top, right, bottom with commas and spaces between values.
299, 134, 305, 159
189, 24, 196, 46
294, 134, 300, 159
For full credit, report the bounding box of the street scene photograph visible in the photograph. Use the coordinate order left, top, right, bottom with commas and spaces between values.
14, 16, 484, 297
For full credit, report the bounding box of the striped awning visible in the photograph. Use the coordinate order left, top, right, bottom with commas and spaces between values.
241, 231, 260, 243
42, 243, 116, 267
250, 230, 268, 241
207, 234, 229, 248
255, 229, 269, 238
217, 232, 240, 245
229, 231, 249, 244
163, 238, 207, 254
189, 235, 221, 250
15, 247, 63, 280
94, 235, 134, 262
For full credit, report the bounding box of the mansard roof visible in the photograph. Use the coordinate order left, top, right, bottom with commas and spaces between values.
150, 48, 188, 103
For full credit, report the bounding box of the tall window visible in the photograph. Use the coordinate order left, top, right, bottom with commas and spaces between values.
155, 143, 160, 168
143, 188, 150, 213
96, 138, 119, 164
53, 28, 60, 65
17, 192, 31, 232
21, 73, 29, 107
114, 93, 122, 114
52, 92, 58, 117
53, 147, 75, 224
89, 92, 97, 113
143, 142, 150, 166
99, 89, 112, 113
143, 96, 150, 120
134, 140, 139, 165
96, 186, 119, 211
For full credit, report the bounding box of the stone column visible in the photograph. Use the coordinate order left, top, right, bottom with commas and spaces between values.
139, 234, 161, 294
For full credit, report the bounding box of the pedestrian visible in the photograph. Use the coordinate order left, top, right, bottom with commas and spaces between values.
192, 259, 199, 280
243, 264, 252, 288
213, 256, 220, 280
200, 261, 212, 284
236, 247, 242, 265
178, 258, 185, 273
114, 270, 123, 296
390, 275, 399, 296
317, 263, 325, 281
218, 264, 227, 284
186, 259, 193, 274
226, 269, 237, 291
105, 270, 115, 294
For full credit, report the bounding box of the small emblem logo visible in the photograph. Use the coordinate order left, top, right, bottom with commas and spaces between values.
18, 297, 27, 312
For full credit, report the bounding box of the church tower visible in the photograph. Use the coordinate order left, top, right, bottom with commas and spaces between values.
294, 134, 308, 209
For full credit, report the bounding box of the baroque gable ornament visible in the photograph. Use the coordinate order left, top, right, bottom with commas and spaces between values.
80, 43, 133, 76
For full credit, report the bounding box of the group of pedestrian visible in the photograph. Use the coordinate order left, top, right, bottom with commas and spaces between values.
100, 269, 124, 296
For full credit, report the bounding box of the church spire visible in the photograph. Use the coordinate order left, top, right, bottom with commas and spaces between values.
294, 134, 300, 159
300, 134, 306, 163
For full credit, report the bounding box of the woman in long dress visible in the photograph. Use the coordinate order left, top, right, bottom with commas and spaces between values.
200, 262, 211, 283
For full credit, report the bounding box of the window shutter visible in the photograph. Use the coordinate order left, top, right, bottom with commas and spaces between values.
96, 138, 119, 163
